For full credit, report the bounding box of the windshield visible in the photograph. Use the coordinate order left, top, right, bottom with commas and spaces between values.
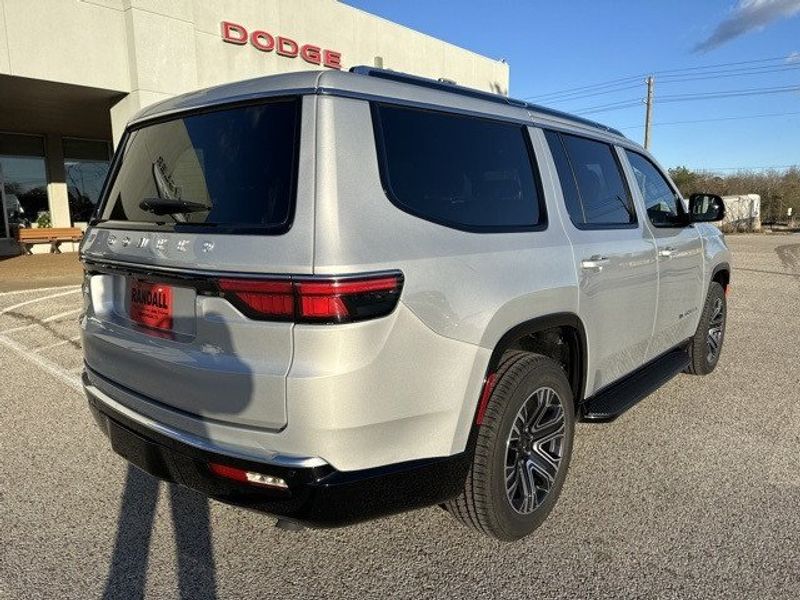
99, 98, 300, 234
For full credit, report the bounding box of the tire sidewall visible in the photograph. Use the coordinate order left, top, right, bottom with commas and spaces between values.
693, 282, 727, 374
485, 359, 575, 540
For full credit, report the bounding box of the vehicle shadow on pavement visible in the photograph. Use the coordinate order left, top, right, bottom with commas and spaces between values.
102, 465, 217, 600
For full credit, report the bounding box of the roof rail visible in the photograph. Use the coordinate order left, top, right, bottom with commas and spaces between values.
349, 66, 624, 138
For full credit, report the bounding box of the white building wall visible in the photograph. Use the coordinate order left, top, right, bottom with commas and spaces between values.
0, 0, 509, 246
0, 0, 131, 91
0, 0, 509, 144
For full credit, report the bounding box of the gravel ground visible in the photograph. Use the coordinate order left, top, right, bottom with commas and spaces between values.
0, 253, 83, 292
1, 234, 799, 599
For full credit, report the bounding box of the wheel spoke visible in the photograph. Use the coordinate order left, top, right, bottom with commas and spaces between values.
518, 460, 538, 513
523, 389, 548, 430
526, 451, 558, 488
504, 385, 566, 515
505, 464, 519, 499
531, 418, 564, 441
707, 333, 719, 352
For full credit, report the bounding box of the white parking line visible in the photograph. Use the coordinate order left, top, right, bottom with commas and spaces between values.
0, 284, 81, 298
0, 332, 82, 392
0, 285, 84, 393
0, 288, 81, 316
1, 308, 83, 335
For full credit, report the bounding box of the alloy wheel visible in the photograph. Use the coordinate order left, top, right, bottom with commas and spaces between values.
504, 386, 566, 515
707, 297, 725, 364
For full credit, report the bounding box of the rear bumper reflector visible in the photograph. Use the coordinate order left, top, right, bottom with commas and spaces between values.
475, 372, 498, 425
209, 462, 289, 489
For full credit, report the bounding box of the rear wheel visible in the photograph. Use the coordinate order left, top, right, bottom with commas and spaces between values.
446, 352, 575, 541
686, 281, 726, 375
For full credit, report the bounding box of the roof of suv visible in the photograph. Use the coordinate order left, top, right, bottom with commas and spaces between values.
129, 67, 626, 141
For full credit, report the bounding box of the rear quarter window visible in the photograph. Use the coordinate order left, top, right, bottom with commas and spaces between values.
99, 98, 300, 235
372, 104, 546, 232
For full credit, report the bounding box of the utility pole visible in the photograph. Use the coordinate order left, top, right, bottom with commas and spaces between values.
644, 75, 654, 150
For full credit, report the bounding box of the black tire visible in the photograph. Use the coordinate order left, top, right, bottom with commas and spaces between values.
446, 351, 575, 541
686, 281, 727, 375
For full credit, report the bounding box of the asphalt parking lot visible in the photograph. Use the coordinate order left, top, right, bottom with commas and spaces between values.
1, 234, 799, 600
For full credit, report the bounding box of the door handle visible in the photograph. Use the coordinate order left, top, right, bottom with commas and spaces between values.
580, 255, 610, 272
658, 247, 676, 259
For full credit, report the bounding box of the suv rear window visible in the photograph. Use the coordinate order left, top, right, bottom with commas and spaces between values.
99, 99, 300, 234
372, 104, 545, 232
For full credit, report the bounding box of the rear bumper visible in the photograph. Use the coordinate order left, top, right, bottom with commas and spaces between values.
85, 374, 470, 527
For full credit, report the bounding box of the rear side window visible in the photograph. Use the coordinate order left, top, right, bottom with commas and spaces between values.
99, 99, 300, 234
372, 104, 545, 231
544, 130, 636, 228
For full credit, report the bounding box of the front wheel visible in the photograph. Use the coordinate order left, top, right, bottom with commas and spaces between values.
446, 352, 575, 541
686, 281, 727, 375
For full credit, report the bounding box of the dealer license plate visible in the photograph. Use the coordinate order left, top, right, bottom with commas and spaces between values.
129, 280, 173, 330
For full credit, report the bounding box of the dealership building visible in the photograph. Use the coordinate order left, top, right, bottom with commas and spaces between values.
0, 0, 509, 255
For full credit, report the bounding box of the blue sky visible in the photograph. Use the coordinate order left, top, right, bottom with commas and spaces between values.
343, 0, 800, 172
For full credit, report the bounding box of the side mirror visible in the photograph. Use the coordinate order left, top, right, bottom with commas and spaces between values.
689, 193, 725, 223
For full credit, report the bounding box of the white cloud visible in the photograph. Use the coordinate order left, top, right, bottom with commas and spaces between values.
695, 0, 800, 53
787, 51, 800, 62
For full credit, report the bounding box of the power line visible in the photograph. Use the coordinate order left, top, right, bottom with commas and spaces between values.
528, 83, 642, 104
619, 110, 800, 130
526, 54, 796, 101
574, 83, 800, 115
552, 64, 800, 104
656, 64, 800, 85
652, 55, 794, 75
544, 63, 800, 105
658, 83, 800, 103
524, 76, 642, 101
575, 100, 643, 115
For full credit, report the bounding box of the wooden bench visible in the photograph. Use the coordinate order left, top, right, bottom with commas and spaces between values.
16, 227, 84, 254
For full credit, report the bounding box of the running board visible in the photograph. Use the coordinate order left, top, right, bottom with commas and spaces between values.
581, 349, 690, 422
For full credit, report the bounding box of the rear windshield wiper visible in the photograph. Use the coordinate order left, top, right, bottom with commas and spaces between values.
139, 197, 211, 216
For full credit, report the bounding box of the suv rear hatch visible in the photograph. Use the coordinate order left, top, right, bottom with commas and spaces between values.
81, 97, 311, 431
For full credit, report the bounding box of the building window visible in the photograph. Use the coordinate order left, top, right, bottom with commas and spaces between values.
0, 133, 48, 233
63, 138, 111, 224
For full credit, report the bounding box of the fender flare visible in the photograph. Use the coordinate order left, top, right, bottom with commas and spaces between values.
482, 312, 589, 406
711, 261, 731, 287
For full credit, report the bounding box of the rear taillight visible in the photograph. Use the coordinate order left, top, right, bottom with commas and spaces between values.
218, 278, 294, 320
217, 272, 403, 324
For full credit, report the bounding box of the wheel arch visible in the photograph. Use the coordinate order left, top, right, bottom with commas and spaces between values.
706, 262, 731, 294
477, 313, 588, 420
711, 261, 731, 290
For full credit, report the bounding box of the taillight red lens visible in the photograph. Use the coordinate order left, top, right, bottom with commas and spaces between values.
296, 276, 401, 322
216, 272, 403, 324
218, 278, 295, 320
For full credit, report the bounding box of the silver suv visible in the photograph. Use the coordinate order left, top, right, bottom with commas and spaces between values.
80, 67, 730, 541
